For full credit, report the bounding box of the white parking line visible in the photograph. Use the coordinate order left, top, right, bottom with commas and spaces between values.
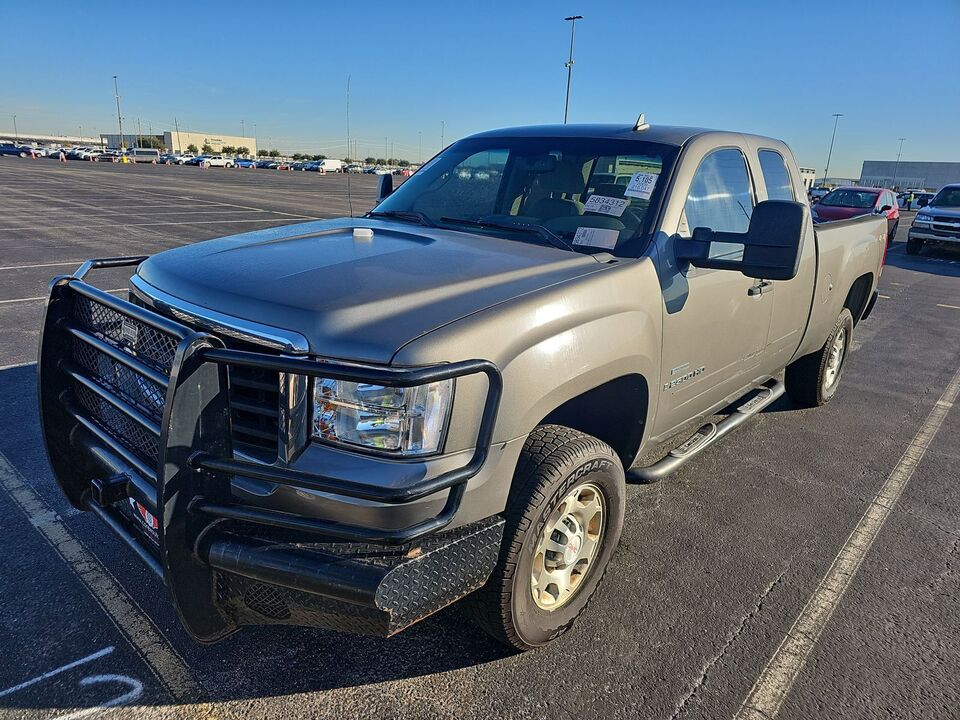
735, 363, 960, 720
0, 218, 306, 232
0, 289, 126, 305
937, 303, 960, 310
0, 451, 200, 702
0, 260, 84, 271
0, 361, 37, 371
0, 646, 114, 698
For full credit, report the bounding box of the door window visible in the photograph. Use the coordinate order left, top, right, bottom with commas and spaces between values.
758, 150, 796, 201
682, 148, 755, 259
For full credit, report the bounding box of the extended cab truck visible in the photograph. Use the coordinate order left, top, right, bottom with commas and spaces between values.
38, 123, 886, 650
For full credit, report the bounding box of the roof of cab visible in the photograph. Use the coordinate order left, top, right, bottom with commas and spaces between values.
466, 123, 714, 147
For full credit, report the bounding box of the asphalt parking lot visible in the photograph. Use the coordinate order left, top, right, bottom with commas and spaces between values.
1, 159, 958, 719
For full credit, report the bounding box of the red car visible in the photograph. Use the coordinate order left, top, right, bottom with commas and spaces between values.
812, 186, 900, 241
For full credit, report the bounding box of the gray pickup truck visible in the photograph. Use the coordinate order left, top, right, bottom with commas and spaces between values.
38, 122, 887, 650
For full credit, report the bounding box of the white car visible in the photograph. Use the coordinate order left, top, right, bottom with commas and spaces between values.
201, 155, 234, 168
174, 153, 196, 165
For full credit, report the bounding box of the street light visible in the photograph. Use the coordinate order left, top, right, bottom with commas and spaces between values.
822, 113, 843, 187
563, 15, 583, 124
419, 131, 422, 164
113, 75, 124, 149
891, 137, 906, 191
12, 114, 17, 143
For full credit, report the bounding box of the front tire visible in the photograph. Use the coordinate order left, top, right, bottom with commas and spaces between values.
464, 425, 625, 651
785, 308, 854, 407
906, 236, 923, 255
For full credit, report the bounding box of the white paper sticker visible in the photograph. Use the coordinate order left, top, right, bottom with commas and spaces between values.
624, 172, 659, 200
583, 195, 628, 217
572, 226, 620, 250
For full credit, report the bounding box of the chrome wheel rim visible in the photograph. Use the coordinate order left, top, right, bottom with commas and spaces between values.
530, 482, 605, 611
824, 327, 846, 390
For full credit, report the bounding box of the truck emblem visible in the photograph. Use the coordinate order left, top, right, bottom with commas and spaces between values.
663, 366, 705, 391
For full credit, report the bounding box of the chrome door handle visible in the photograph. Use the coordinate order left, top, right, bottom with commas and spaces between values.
747, 280, 773, 297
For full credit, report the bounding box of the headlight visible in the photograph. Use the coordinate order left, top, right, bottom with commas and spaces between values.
913, 214, 933, 226
312, 378, 454, 455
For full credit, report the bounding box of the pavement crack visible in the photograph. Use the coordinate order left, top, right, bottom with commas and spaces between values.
667, 570, 786, 720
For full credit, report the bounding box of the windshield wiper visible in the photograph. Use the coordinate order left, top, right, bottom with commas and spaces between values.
367, 210, 435, 227
439, 217, 596, 259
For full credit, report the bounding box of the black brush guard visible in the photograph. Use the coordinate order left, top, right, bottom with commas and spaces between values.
38, 257, 504, 641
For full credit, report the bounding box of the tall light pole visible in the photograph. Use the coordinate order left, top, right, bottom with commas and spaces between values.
891, 137, 906, 191
822, 113, 843, 187
12, 115, 17, 143
563, 15, 583, 124
79, 125, 82, 141
419, 131, 422, 164
441, 120, 445, 150
241, 119, 245, 137
113, 75, 124, 149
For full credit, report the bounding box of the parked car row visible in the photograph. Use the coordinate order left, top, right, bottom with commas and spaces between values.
810, 186, 900, 242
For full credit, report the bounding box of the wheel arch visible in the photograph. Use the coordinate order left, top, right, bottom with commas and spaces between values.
843, 272, 874, 325
538, 374, 650, 469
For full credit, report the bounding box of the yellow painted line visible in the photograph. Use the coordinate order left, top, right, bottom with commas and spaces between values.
936, 303, 960, 310
0, 451, 202, 702
735, 363, 960, 720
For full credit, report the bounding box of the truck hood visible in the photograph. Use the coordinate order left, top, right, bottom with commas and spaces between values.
919, 205, 960, 218
135, 218, 609, 363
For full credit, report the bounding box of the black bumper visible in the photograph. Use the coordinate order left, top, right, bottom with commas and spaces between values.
37, 257, 503, 641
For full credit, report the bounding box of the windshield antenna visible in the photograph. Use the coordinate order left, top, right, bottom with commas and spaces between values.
346, 75, 354, 218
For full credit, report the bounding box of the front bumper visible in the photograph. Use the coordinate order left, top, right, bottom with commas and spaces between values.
38, 257, 504, 641
908, 227, 960, 243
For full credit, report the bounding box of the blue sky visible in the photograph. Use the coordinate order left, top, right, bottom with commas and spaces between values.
3, 0, 958, 175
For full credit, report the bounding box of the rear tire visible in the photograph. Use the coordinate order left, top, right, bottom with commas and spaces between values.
906, 236, 923, 255
785, 308, 854, 407
463, 425, 625, 651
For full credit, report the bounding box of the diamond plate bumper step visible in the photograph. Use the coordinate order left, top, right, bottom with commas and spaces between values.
201, 516, 505, 637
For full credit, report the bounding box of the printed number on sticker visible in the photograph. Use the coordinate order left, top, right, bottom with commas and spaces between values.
583, 195, 628, 217
624, 172, 659, 200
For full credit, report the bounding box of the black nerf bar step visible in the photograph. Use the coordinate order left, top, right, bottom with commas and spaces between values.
200, 516, 505, 637
629, 378, 785, 483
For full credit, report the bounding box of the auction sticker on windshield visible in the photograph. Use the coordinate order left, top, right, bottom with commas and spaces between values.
624, 172, 659, 200
573, 226, 620, 250
583, 195, 628, 217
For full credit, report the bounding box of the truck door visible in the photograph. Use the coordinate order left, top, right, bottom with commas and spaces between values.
751, 146, 818, 372
652, 146, 773, 437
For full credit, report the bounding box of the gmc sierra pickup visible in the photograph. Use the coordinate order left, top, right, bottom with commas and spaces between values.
38, 122, 887, 650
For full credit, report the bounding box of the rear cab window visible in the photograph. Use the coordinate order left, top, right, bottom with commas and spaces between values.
758, 149, 796, 202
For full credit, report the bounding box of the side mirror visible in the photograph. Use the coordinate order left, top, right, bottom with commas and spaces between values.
879, 204, 892, 213
918, 198, 929, 207
377, 173, 394, 201
677, 200, 805, 281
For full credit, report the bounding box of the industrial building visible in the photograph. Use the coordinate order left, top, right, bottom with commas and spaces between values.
99, 130, 257, 157
799, 167, 816, 191
859, 160, 960, 192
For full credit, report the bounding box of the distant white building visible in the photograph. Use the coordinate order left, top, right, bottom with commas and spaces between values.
799, 167, 816, 190
860, 160, 960, 192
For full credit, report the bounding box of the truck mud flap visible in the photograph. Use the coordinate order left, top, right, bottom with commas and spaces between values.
37, 259, 503, 642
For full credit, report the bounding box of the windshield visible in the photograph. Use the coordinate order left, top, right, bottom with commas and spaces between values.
930, 187, 960, 208
820, 189, 879, 209
373, 136, 678, 255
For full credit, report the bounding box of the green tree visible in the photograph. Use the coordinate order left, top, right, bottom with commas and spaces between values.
364, 157, 376, 165
236, 146, 249, 156
292, 153, 304, 161
268, 149, 280, 158
138, 136, 164, 149
311, 154, 327, 161
375, 158, 386, 166
222, 145, 236, 155
201, 142, 213, 154
256, 149, 269, 157
186, 143, 198, 154
398, 159, 410, 167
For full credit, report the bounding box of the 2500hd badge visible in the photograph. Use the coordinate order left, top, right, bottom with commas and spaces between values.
39, 121, 885, 650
